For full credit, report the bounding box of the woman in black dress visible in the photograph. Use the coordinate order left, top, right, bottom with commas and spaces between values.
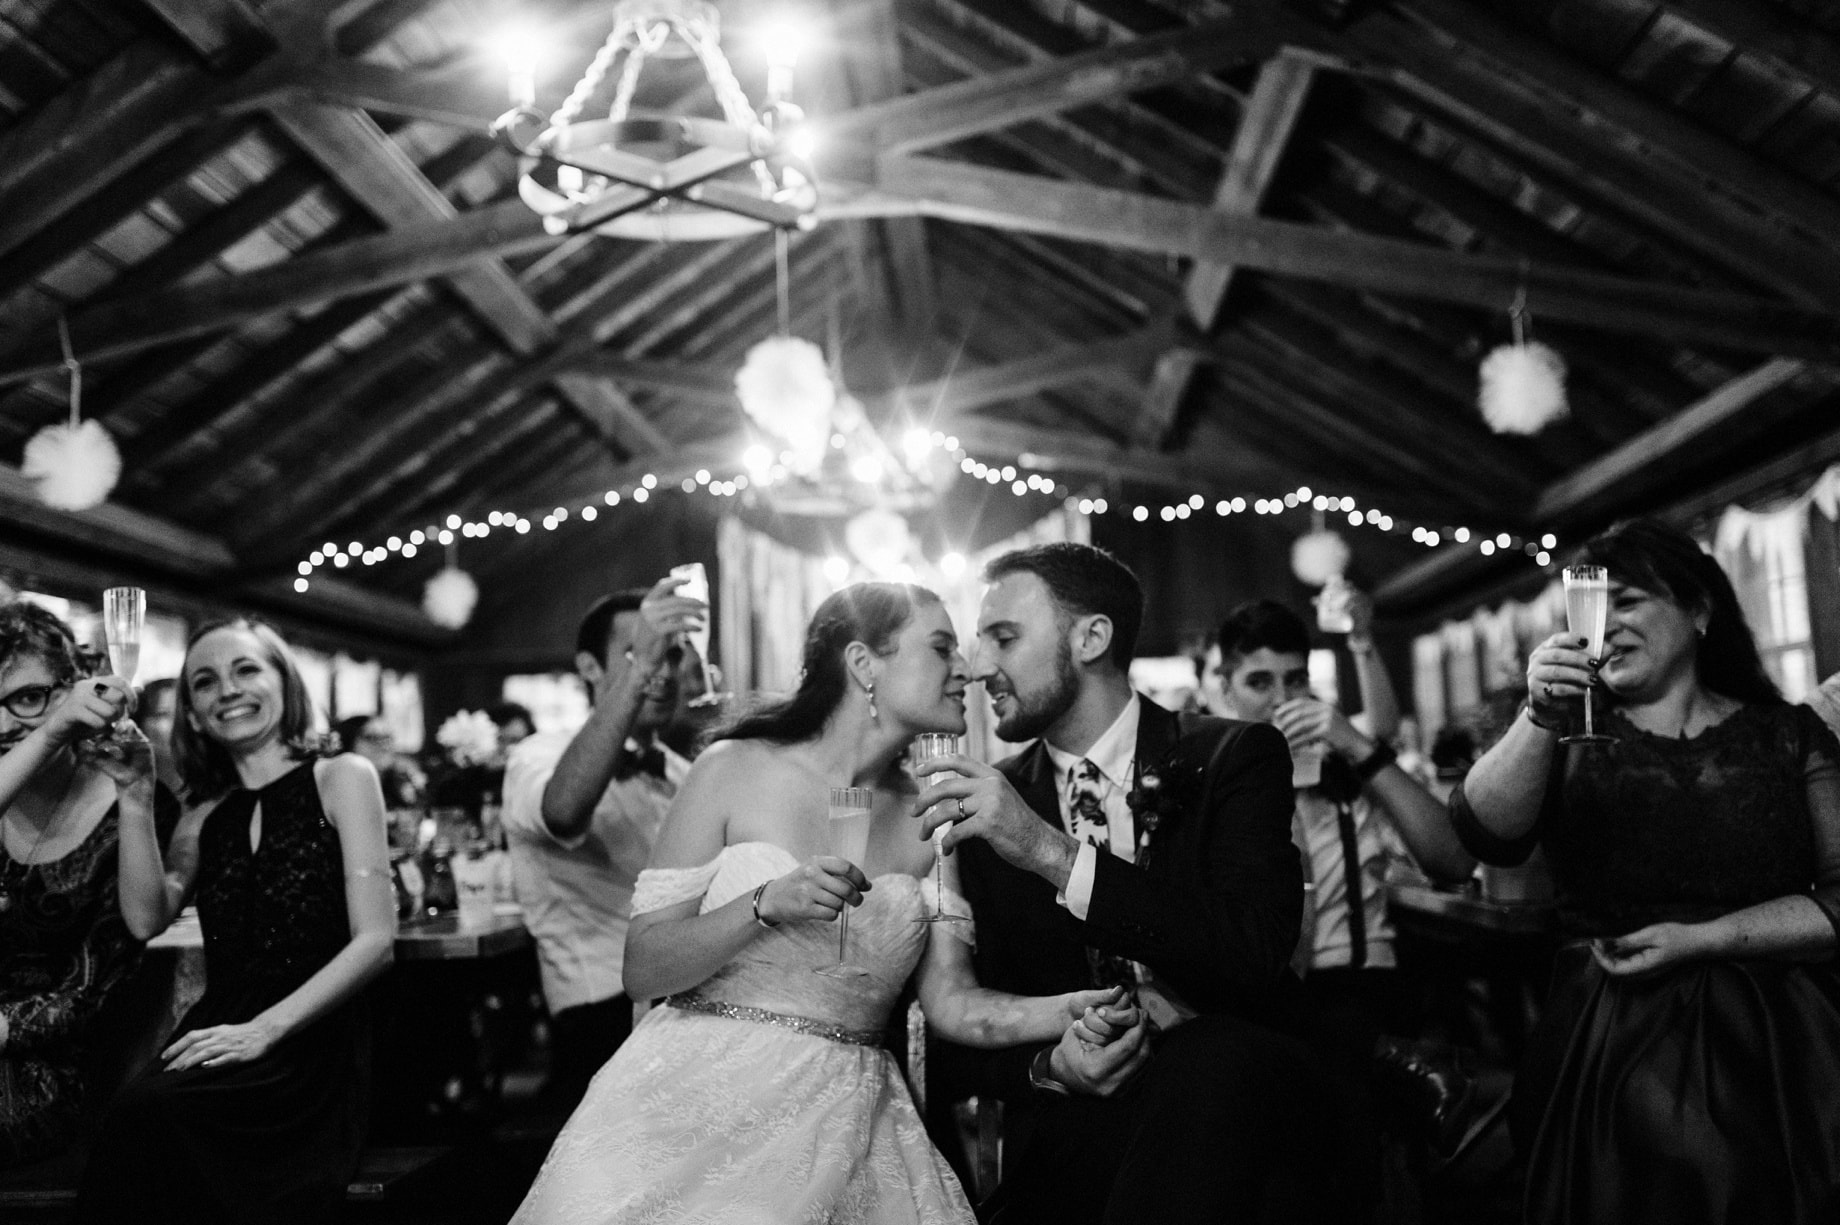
1454, 519, 1840, 1224
0, 601, 173, 1166
75, 618, 396, 1225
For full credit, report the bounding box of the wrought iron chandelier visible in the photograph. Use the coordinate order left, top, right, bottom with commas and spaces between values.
492, 0, 818, 240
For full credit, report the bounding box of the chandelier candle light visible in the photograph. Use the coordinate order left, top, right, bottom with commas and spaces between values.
492, 0, 818, 240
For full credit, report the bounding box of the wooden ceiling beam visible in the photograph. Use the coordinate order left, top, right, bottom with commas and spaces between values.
257, 104, 677, 464
151, 298, 464, 511
848, 156, 1840, 360
1294, 182, 1696, 432
134, 0, 276, 69
0, 117, 254, 300
1533, 360, 1832, 527
1141, 54, 1315, 453
1387, 0, 1840, 273
0, 199, 555, 384
1232, 302, 1579, 480
321, 401, 576, 547
0, 43, 221, 259
1211, 346, 1498, 514
9, 151, 1836, 393
0, 464, 235, 578
1184, 54, 1316, 333
1655, 0, 1840, 101
860, 323, 1171, 420
1338, 4, 1840, 306
120, 288, 407, 485
228, 348, 522, 548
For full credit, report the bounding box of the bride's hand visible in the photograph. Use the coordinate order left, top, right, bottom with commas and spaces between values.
756, 856, 872, 926
1066, 987, 1140, 1047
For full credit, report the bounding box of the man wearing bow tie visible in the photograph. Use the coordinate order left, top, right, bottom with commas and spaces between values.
920, 544, 1351, 1224
502, 575, 706, 1107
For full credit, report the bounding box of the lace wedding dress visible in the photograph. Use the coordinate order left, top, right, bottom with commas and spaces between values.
510, 841, 976, 1225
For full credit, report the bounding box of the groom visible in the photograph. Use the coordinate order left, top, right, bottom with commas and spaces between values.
920, 543, 1349, 1224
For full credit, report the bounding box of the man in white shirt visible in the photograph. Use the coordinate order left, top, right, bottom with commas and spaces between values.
920, 543, 1349, 1224
502, 575, 704, 1107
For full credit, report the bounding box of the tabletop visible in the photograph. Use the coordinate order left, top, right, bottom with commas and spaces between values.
1386, 882, 1557, 938
148, 904, 532, 960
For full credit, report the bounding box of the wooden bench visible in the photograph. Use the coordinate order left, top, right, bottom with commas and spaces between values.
0, 1144, 452, 1219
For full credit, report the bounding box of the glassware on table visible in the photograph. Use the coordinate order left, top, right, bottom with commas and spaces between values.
815, 787, 874, 978
101, 587, 144, 727
668, 562, 725, 708
910, 734, 967, 924
451, 844, 499, 930
1561, 565, 1617, 746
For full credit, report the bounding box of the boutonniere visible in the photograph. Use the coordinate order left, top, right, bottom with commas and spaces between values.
1124, 745, 1202, 846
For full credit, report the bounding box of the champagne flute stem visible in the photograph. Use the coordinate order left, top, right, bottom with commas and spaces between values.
838, 907, 849, 964
1584, 684, 1594, 738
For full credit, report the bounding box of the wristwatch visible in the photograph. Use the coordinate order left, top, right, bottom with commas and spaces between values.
1028, 1047, 1070, 1096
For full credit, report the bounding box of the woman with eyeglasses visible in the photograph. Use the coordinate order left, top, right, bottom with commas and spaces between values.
73, 617, 395, 1225
0, 600, 178, 1167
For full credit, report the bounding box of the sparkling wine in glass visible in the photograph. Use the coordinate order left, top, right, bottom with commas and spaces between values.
1561, 566, 1616, 746
815, 787, 874, 978
910, 734, 967, 924
668, 563, 724, 708
102, 587, 144, 727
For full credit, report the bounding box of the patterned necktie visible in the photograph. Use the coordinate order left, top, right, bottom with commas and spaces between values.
1067, 758, 1109, 847
1068, 758, 1134, 992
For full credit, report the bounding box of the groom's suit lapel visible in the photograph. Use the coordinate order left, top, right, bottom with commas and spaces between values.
1013, 739, 1060, 832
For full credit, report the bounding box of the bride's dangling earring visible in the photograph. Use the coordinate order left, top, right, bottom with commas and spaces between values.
865, 681, 878, 722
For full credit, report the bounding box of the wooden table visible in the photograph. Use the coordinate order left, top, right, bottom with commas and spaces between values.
1386, 882, 1557, 939
394, 906, 532, 961
1386, 882, 1559, 1066
149, 904, 533, 960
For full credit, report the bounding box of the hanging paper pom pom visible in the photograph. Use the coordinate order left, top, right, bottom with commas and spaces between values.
845, 507, 911, 576
22, 419, 120, 511
1478, 341, 1568, 435
1291, 529, 1351, 588
422, 566, 479, 629
735, 336, 835, 474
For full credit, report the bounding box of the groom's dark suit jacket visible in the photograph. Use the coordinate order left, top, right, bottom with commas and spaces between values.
944, 695, 1303, 1103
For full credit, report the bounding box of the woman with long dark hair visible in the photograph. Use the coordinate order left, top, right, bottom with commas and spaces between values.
1455, 518, 1840, 1224
511, 582, 1128, 1224
75, 617, 395, 1225
0, 601, 175, 1166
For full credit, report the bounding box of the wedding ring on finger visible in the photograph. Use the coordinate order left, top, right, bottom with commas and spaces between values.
956, 798, 966, 818
1544, 683, 1554, 699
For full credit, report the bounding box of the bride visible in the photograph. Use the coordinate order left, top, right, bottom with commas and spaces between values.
511, 582, 1129, 1224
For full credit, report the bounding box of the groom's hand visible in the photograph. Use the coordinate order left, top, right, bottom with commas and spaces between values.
1048, 1008, 1151, 1097
914, 755, 1078, 891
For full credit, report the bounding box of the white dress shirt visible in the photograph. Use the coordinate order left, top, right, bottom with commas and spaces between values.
502, 730, 688, 1013
1043, 696, 1141, 921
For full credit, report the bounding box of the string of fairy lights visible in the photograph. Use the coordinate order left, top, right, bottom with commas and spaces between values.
290, 432, 1557, 592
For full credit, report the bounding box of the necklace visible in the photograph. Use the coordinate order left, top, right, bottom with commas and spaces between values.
0, 760, 82, 915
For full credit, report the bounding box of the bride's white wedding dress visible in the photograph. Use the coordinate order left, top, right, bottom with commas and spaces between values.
510, 841, 976, 1225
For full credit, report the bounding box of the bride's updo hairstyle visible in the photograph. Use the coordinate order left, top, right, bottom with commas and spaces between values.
715, 582, 942, 746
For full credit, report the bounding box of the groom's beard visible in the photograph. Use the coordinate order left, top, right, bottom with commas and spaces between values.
992, 639, 1080, 743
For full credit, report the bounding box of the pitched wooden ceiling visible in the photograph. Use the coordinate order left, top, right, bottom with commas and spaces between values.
1, 0, 1838, 646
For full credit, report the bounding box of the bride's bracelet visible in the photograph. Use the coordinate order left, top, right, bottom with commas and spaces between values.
751, 883, 778, 929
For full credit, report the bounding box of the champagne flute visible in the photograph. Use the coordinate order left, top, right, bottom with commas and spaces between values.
668, 563, 724, 708
910, 734, 967, 924
815, 787, 874, 978
1560, 566, 1616, 746
102, 587, 144, 729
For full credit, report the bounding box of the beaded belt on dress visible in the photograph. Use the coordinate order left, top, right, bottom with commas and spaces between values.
664, 992, 884, 1047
